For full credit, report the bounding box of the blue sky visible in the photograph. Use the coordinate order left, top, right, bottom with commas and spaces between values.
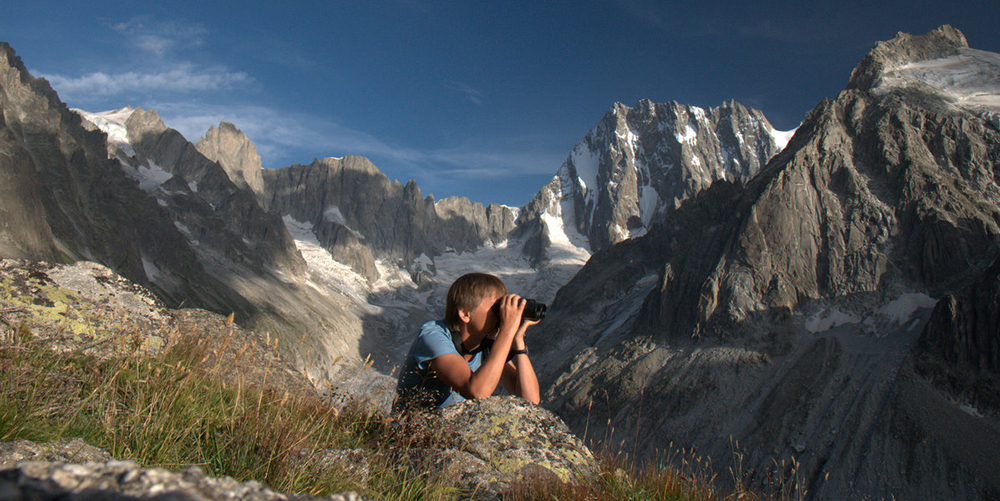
4, 1, 998, 206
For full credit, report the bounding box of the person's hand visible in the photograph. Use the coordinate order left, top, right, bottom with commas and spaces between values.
497, 294, 525, 331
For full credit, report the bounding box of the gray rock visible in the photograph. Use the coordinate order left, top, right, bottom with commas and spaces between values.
847, 25, 968, 91
0, 439, 113, 466
196, 121, 266, 204
404, 396, 598, 498
916, 254, 1000, 415
0, 459, 367, 501
260, 157, 516, 280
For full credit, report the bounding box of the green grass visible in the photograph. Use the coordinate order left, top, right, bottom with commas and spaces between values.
0, 321, 796, 500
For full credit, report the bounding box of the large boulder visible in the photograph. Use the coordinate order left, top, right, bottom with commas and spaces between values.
404, 396, 598, 498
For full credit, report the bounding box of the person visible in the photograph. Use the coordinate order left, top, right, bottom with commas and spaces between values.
393, 272, 541, 414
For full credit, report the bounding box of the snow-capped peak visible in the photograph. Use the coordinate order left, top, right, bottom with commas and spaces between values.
74, 106, 137, 157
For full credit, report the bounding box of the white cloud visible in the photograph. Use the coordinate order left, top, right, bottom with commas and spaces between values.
111, 17, 208, 54
40, 64, 253, 101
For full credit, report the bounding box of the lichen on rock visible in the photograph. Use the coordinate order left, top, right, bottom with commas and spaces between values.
404, 396, 598, 498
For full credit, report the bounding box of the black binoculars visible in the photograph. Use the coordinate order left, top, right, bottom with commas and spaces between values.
493, 298, 547, 321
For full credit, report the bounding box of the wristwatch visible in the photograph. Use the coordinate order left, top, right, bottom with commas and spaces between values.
507, 348, 528, 361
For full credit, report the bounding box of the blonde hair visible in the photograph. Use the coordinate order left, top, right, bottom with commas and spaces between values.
444, 273, 508, 333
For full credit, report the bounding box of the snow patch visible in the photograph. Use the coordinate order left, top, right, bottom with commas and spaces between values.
877, 293, 938, 324
413, 253, 434, 274
541, 211, 591, 267
569, 143, 601, 230
324, 205, 347, 225
282, 215, 372, 305
141, 257, 160, 282
959, 403, 984, 418
74, 107, 137, 158
769, 127, 797, 150
806, 308, 861, 333
323, 205, 365, 239
676, 124, 698, 144
127, 159, 173, 192
172, 221, 197, 245
877, 48, 1000, 113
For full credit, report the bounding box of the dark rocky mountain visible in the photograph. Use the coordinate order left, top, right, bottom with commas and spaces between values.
531, 25, 1000, 500
0, 43, 252, 317
916, 253, 1000, 416
514, 98, 787, 264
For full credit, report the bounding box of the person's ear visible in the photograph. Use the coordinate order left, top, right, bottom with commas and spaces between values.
458, 308, 472, 324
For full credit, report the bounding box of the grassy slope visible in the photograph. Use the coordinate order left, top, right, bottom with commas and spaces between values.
0, 261, 784, 500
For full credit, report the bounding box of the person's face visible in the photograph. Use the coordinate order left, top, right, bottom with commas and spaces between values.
464, 291, 502, 338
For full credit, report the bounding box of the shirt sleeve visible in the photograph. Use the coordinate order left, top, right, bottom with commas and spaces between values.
412, 321, 459, 370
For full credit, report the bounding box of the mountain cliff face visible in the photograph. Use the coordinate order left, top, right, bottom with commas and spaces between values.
190, 120, 517, 283
916, 253, 1000, 415
515, 99, 787, 263
256, 156, 515, 282
195, 121, 267, 203
0, 43, 256, 317
533, 26, 1000, 500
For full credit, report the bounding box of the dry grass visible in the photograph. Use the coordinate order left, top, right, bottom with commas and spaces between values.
1, 314, 803, 501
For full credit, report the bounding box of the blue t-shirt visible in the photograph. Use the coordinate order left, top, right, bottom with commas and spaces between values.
393, 320, 485, 413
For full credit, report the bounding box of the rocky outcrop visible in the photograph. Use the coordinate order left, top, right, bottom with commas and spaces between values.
0, 259, 315, 397
516, 98, 784, 263
916, 254, 1000, 415
628, 27, 1000, 342
0, 439, 113, 465
73, 108, 370, 389
122, 108, 307, 280
196, 121, 266, 203
847, 25, 968, 91
532, 26, 1000, 500
0, 45, 261, 320
403, 396, 597, 498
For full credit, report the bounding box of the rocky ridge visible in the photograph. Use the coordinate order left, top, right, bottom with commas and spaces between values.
531, 26, 1000, 501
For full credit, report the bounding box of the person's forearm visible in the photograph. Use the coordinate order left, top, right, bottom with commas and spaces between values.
464, 327, 516, 398
512, 354, 540, 404
510, 324, 539, 403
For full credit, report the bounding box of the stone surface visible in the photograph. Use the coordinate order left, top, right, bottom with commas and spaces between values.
0, 457, 367, 501
404, 396, 598, 498
259, 156, 515, 279
0, 439, 113, 466
916, 254, 1000, 414
0, 259, 316, 398
196, 121, 266, 203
